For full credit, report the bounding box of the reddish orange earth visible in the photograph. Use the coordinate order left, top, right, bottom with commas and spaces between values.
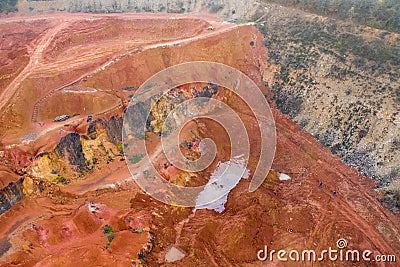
0, 12, 399, 267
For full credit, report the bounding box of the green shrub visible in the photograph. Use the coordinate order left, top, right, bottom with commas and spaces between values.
101, 224, 114, 234
101, 225, 115, 249
117, 144, 124, 154
54, 175, 69, 185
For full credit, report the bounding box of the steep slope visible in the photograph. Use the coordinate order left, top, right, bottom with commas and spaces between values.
256, 3, 399, 211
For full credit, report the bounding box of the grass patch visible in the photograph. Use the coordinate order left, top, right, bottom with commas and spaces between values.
101, 224, 115, 249
128, 154, 145, 164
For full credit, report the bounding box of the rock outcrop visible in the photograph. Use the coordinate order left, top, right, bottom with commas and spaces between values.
86, 115, 123, 144
54, 133, 86, 172
0, 178, 24, 215
104, 115, 123, 145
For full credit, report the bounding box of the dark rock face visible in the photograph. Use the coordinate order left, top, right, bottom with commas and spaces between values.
124, 85, 219, 139
0, 239, 11, 258
54, 133, 86, 172
86, 116, 123, 145
125, 100, 152, 139
0, 178, 24, 215
105, 116, 123, 145
87, 121, 98, 140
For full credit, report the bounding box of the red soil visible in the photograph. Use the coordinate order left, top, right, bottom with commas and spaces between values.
0, 12, 399, 267
0, 19, 57, 93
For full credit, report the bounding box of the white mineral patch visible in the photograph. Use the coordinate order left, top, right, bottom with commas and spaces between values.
165, 246, 185, 262
194, 157, 249, 213
279, 173, 291, 181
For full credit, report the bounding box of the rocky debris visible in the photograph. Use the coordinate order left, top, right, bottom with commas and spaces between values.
0, 177, 24, 215
0, 239, 11, 258
0, 150, 32, 183
32, 224, 50, 247
30, 115, 125, 185
54, 133, 86, 172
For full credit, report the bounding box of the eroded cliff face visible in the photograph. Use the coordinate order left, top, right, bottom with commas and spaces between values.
54, 133, 87, 172
18, 0, 260, 20
0, 178, 24, 215
30, 115, 123, 184
0, 114, 125, 216
0, 148, 35, 215
256, 4, 400, 206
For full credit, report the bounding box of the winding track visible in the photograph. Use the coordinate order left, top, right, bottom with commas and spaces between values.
0, 13, 241, 117
0, 19, 73, 112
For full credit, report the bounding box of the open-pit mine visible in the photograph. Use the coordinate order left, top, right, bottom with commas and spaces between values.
0, 2, 399, 266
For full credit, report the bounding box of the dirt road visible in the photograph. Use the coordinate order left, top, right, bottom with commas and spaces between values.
0, 19, 73, 112
0, 13, 238, 122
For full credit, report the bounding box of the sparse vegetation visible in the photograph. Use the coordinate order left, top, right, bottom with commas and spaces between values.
54, 175, 69, 185
382, 189, 400, 212
99, 143, 107, 153
0, 0, 18, 14
101, 224, 115, 249
129, 154, 145, 164
101, 224, 113, 234
134, 228, 144, 233
139, 134, 148, 140
167, 1, 185, 13
256, 3, 399, 190
209, 3, 224, 13
263, 0, 400, 33
117, 144, 124, 154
